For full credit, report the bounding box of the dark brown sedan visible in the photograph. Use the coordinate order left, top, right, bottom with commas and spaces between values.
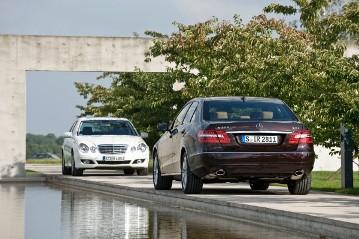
153, 97, 315, 194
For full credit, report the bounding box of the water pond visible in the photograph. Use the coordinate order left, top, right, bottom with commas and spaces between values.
0, 183, 311, 239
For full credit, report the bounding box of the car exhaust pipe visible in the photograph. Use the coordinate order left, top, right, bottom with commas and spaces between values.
294, 169, 304, 176
215, 169, 225, 176
291, 169, 304, 180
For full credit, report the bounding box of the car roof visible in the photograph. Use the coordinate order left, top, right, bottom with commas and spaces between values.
192, 96, 283, 103
77, 117, 130, 122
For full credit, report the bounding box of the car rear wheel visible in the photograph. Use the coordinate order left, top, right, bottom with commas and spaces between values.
71, 154, 83, 176
249, 180, 270, 190
137, 168, 148, 176
287, 173, 311, 195
124, 169, 135, 175
181, 152, 203, 194
62, 152, 71, 175
153, 152, 172, 190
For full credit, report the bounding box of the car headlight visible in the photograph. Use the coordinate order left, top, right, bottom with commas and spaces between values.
79, 143, 89, 153
130, 143, 147, 153
137, 143, 147, 153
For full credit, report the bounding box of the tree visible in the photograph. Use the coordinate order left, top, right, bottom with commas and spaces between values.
264, 0, 359, 47
263, 0, 359, 154
75, 1, 359, 155
26, 133, 64, 159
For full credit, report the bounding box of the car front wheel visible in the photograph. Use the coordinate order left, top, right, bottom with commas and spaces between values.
62, 152, 71, 175
71, 153, 84, 176
181, 152, 203, 194
287, 173, 311, 195
153, 152, 172, 190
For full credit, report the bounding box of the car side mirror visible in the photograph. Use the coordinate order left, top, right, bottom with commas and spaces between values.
157, 123, 169, 132
140, 132, 149, 138
63, 132, 72, 138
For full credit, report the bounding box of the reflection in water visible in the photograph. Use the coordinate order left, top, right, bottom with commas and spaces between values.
0, 183, 311, 239
61, 187, 149, 238
25, 183, 62, 239
0, 183, 25, 239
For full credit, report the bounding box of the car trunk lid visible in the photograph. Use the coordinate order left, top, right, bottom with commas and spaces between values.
201, 121, 307, 152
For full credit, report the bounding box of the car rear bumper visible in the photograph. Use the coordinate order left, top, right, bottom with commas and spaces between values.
189, 151, 315, 179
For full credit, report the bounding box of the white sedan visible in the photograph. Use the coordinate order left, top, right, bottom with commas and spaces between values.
62, 117, 149, 176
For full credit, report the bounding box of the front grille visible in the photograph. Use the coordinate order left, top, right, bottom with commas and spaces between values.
98, 144, 127, 154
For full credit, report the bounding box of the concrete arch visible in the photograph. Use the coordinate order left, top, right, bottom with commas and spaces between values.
0, 35, 167, 177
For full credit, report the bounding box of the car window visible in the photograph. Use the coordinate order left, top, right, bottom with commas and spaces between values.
203, 101, 298, 121
78, 120, 137, 136
183, 102, 198, 124
171, 103, 192, 129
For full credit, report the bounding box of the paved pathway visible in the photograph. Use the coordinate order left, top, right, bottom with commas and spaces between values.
24, 165, 359, 238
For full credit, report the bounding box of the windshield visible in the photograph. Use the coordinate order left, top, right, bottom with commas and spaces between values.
203, 100, 298, 122
78, 120, 137, 136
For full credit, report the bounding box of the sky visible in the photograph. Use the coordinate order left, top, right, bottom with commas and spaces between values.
0, 0, 295, 136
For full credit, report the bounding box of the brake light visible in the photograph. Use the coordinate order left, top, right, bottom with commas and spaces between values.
289, 130, 313, 144
197, 130, 230, 144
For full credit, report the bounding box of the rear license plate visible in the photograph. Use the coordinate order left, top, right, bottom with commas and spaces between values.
241, 135, 278, 144
103, 156, 125, 161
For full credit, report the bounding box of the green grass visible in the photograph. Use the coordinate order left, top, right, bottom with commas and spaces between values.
26, 169, 44, 175
148, 158, 153, 173
311, 171, 359, 195
273, 171, 359, 195
26, 158, 62, 165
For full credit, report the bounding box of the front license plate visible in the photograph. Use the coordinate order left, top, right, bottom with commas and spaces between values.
103, 156, 125, 161
242, 135, 278, 144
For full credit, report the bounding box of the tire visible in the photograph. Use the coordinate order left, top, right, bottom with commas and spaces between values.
287, 173, 311, 195
181, 152, 203, 194
71, 153, 84, 176
153, 152, 172, 190
249, 180, 270, 190
137, 168, 148, 176
124, 169, 135, 175
62, 152, 71, 175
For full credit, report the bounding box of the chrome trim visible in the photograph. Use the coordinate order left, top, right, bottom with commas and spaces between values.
98, 144, 128, 154
226, 131, 291, 134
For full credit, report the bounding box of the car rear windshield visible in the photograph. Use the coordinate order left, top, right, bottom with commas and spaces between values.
203, 100, 298, 122
78, 120, 137, 136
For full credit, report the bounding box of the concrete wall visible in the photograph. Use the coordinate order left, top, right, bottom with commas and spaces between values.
0, 35, 167, 178
314, 146, 359, 172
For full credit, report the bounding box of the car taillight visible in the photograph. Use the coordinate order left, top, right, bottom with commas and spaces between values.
289, 130, 313, 144
197, 130, 230, 144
